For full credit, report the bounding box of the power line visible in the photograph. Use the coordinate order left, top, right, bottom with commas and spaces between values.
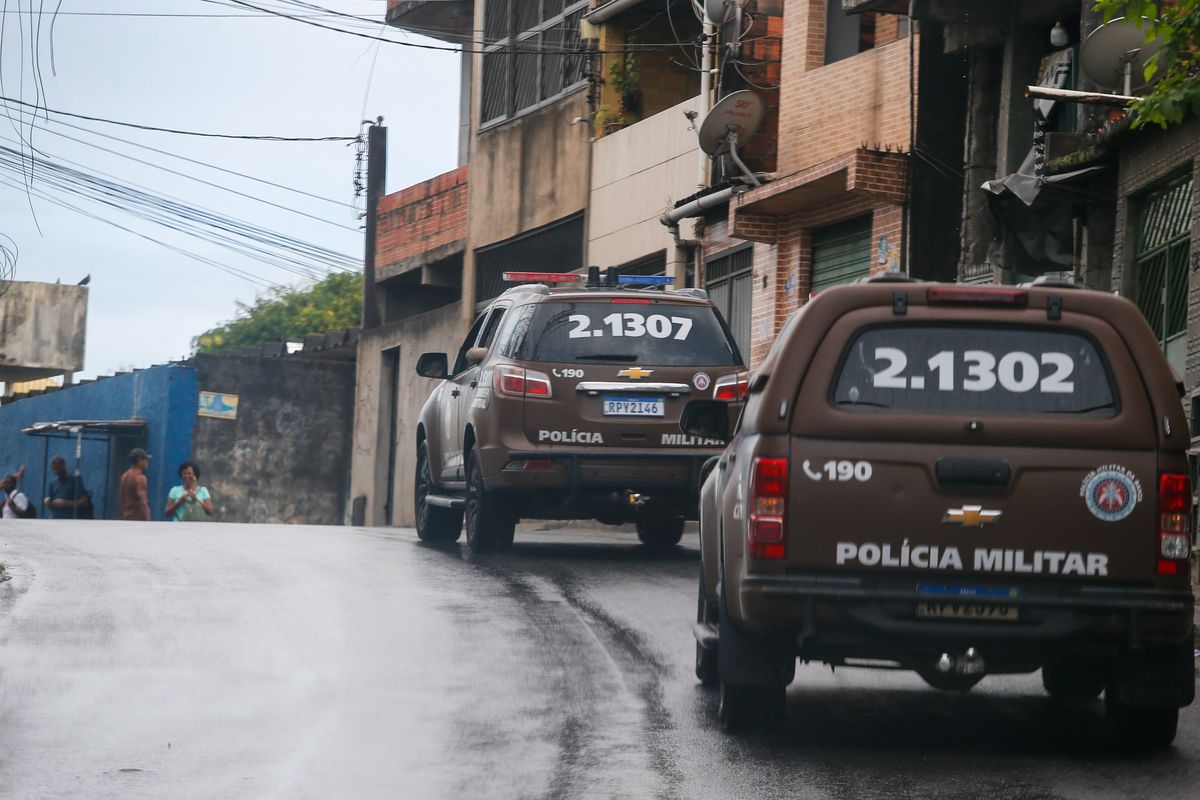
0, 93, 357, 141
0, 108, 358, 230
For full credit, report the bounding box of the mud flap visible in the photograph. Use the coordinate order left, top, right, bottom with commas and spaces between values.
718, 590, 795, 688
1109, 634, 1196, 708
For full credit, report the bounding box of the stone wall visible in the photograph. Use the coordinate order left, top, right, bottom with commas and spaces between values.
190, 353, 355, 525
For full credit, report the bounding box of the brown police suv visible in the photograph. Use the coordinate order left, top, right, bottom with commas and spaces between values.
414, 268, 746, 552
685, 277, 1195, 748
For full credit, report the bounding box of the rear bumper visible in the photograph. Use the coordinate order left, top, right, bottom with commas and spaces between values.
737, 574, 1195, 654
487, 448, 715, 498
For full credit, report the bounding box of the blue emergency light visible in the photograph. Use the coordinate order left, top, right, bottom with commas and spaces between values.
616, 275, 675, 286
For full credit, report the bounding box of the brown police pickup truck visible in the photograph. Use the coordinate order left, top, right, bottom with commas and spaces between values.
414, 268, 746, 553
685, 277, 1195, 748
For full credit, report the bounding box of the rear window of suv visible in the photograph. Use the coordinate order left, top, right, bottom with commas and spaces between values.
508, 300, 741, 366
832, 325, 1117, 416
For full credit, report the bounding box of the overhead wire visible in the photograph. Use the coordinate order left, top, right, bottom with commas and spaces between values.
0, 144, 358, 280
0, 93, 358, 141
0, 105, 358, 230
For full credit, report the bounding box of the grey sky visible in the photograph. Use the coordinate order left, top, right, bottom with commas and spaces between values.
0, 0, 459, 378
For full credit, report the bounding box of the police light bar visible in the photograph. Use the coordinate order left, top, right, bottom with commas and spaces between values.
616, 275, 675, 286
502, 272, 581, 284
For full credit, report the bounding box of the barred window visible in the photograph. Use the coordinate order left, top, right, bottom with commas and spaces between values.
481, 0, 589, 128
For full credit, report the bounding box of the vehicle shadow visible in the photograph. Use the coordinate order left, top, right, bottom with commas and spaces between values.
696, 681, 1192, 763
414, 537, 700, 566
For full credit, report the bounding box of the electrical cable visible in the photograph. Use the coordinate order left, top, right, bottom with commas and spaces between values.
0, 93, 357, 141
0, 107, 358, 230
0, 145, 358, 279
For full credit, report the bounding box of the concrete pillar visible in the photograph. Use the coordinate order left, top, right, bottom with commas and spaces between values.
996, 25, 1044, 177
959, 48, 1001, 280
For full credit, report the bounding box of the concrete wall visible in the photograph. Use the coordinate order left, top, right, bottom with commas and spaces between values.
468, 91, 592, 249
0, 281, 88, 383
350, 302, 465, 526
0, 365, 196, 519
587, 95, 702, 268
191, 354, 356, 525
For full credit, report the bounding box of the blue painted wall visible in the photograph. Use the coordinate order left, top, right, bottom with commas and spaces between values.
0, 365, 198, 519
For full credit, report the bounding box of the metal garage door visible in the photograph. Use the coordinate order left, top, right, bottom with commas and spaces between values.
811, 216, 872, 293
706, 246, 752, 362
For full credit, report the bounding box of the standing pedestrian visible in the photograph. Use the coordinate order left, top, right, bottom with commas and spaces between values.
1, 467, 36, 519
43, 455, 92, 519
165, 461, 214, 522
120, 448, 152, 521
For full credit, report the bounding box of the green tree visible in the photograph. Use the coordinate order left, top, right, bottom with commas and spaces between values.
193, 271, 363, 353
1093, 0, 1200, 128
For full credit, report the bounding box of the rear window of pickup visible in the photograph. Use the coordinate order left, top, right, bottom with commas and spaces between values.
831, 325, 1117, 416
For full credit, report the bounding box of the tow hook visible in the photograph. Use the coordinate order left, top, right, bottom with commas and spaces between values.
936, 647, 986, 676
620, 491, 647, 507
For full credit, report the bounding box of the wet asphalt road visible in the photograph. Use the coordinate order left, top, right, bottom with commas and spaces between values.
0, 521, 1196, 800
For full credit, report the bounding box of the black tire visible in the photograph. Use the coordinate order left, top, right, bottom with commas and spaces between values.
695, 569, 719, 687
718, 682, 785, 733
1106, 693, 1179, 751
1041, 661, 1105, 703
465, 449, 515, 553
636, 510, 685, 550
415, 442, 462, 543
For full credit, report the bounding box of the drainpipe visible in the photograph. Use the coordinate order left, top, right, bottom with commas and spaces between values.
697, 13, 715, 191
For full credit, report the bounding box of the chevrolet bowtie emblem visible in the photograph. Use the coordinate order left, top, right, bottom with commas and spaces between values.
618, 367, 654, 379
943, 505, 1002, 528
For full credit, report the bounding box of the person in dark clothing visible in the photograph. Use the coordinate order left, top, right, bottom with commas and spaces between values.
43, 455, 91, 520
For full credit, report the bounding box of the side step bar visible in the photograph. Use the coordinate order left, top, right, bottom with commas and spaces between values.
425, 494, 466, 511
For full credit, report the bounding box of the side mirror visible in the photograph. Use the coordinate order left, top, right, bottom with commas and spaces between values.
680, 400, 730, 443
416, 352, 448, 379
466, 346, 488, 366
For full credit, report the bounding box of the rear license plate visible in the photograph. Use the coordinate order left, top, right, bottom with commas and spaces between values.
915, 584, 1019, 622
602, 396, 664, 417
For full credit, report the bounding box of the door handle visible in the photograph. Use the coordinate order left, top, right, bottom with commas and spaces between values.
469, 381, 478, 389
450, 389, 460, 398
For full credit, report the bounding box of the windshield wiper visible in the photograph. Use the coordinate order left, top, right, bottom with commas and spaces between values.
575, 353, 638, 361
835, 399, 891, 409
1046, 402, 1116, 415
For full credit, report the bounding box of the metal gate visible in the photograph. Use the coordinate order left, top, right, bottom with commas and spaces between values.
1134, 176, 1193, 378
811, 216, 872, 293
706, 246, 753, 361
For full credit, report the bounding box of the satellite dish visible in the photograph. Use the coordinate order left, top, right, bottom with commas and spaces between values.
704, 0, 733, 25
697, 90, 764, 156
1080, 16, 1162, 95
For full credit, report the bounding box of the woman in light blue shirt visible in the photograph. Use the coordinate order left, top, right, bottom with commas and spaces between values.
165, 461, 214, 522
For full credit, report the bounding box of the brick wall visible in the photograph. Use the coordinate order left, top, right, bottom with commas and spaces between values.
375, 165, 469, 276
775, 2, 914, 175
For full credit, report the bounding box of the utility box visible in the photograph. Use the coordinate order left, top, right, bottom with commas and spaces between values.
0, 281, 88, 383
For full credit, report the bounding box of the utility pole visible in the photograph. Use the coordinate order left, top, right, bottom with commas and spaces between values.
362, 119, 387, 331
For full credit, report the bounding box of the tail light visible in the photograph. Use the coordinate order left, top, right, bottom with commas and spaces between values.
493, 365, 553, 398
714, 371, 749, 401
926, 286, 1028, 306
749, 457, 787, 559
1157, 473, 1192, 575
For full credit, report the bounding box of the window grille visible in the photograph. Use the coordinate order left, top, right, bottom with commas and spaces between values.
475, 214, 585, 304
1134, 175, 1193, 376
481, 1, 590, 128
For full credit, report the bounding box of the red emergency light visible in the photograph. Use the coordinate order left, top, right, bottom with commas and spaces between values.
502, 272, 581, 284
